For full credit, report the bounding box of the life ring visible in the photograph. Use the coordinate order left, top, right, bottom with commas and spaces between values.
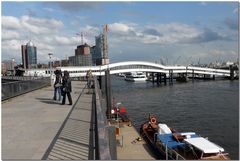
150, 117, 157, 124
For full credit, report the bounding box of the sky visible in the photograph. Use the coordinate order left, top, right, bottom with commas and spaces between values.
1, 1, 239, 65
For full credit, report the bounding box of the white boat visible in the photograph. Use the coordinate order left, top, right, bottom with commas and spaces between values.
124, 72, 147, 81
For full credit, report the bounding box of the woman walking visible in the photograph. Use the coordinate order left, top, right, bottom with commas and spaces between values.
53, 70, 62, 101
61, 71, 72, 105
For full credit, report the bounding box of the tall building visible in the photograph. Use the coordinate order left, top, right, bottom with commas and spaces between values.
69, 43, 92, 66
75, 43, 91, 55
21, 45, 27, 69
94, 32, 109, 65
21, 40, 37, 69
94, 34, 104, 65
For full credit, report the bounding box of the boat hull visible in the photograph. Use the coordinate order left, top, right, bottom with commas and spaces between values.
140, 121, 230, 160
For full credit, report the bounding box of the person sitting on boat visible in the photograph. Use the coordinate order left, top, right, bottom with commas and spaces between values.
148, 114, 158, 130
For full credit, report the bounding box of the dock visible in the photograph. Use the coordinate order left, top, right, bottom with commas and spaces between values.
114, 123, 156, 159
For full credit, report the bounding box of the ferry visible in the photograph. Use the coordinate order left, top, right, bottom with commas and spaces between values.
140, 115, 230, 160
124, 72, 147, 82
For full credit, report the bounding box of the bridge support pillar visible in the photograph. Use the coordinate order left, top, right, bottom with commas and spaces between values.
230, 65, 234, 80
164, 73, 167, 85
169, 70, 173, 85
192, 70, 194, 82
152, 72, 155, 84
212, 75, 215, 80
157, 73, 160, 85
159, 73, 162, 84
105, 69, 112, 119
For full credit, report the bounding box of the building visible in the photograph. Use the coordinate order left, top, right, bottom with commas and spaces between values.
69, 43, 92, 66
61, 59, 69, 67
94, 33, 109, 65
68, 56, 76, 66
94, 34, 104, 65
1, 59, 17, 76
21, 45, 27, 69
75, 55, 92, 66
21, 40, 37, 69
75, 43, 91, 56
91, 46, 97, 65
53, 60, 61, 67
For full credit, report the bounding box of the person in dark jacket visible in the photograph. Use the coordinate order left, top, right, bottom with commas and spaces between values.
61, 71, 72, 105
53, 70, 62, 101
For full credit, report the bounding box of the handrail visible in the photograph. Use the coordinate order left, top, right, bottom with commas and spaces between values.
2, 77, 50, 101
93, 76, 112, 160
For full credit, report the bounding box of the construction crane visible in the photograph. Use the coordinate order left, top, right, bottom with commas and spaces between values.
76, 32, 84, 45
102, 24, 109, 64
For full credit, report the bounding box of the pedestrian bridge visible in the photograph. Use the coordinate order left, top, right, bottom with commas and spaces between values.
57, 61, 231, 77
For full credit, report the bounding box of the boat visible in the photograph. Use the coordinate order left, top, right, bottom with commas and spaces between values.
140, 115, 230, 160
124, 72, 147, 82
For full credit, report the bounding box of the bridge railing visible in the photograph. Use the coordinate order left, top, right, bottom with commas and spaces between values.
93, 76, 112, 160
2, 76, 45, 81
2, 77, 50, 101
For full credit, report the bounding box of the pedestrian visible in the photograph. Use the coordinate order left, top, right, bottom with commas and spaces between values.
53, 70, 62, 101
86, 70, 93, 88
61, 71, 72, 105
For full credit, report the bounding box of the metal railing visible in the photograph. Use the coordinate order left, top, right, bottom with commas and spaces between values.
93, 76, 112, 160
2, 76, 45, 81
2, 77, 50, 101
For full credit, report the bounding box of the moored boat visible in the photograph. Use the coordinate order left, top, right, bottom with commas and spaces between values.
125, 72, 147, 81
140, 115, 230, 160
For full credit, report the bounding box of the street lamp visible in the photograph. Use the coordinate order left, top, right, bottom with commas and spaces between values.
48, 53, 53, 86
11, 58, 15, 76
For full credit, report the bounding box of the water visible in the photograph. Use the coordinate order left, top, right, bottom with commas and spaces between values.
110, 76, 239, 159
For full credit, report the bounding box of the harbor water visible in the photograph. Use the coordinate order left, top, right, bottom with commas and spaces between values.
110, 76, 239, 159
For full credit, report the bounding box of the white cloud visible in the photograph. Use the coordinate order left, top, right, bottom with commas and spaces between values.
20, 16, 63, 34
2, 30, 20, 40
2, 16, 21, 29
109, 23, 133, 33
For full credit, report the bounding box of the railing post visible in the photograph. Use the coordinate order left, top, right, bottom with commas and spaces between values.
105, 69, 112, 119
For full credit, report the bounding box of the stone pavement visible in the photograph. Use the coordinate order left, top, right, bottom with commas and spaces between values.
42, 87, 94, 160
2, 81, 90, 159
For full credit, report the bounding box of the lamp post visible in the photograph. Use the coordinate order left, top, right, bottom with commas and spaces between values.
11, 58, 15, 76
48, 53, 53, 86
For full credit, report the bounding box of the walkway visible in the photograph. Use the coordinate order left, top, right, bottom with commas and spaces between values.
42, 87, 94, 160
2, 81, 93, 159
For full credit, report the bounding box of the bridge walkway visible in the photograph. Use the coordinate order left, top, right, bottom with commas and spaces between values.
2, 81, 93, 159
42, 85, 95, 160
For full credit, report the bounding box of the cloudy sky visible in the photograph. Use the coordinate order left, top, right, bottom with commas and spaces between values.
1, 1, 239, 65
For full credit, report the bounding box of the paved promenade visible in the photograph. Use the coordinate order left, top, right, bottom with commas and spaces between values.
2, 81, 90, 159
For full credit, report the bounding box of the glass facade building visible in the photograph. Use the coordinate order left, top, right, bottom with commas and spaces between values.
21, 41, 37, 69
